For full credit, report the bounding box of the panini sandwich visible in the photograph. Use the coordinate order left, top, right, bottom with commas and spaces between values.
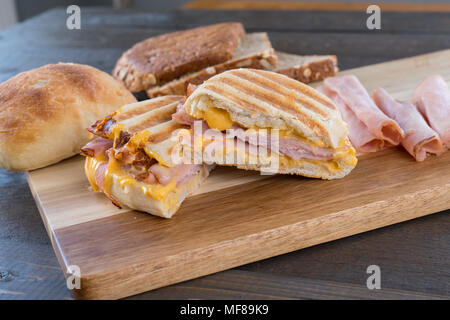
81, 96, 212, 218
173, 69, 357, 179
113, 22, 277, 97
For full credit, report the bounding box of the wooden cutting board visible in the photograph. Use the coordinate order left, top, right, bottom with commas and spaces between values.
27, 50, 450, 300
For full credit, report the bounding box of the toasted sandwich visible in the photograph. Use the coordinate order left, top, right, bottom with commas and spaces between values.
81, 96, 212, 218
173, 69, 357, 179
113, 22, 277, 97
270, 51, 338, 84
148, 51, 339, 97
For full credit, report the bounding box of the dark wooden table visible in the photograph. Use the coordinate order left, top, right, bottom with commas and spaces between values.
0, 8, 449, 300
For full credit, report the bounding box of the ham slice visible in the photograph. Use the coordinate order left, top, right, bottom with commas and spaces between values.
318, 85, 383, 153
80, 138, 113, 158
323, 75, 404, 146
135, 172, 156, 184
90, 143, 200, 188
227, 128, 334, 161
95, 162, 108, 191
172, 102, 194, 126
150, 163, 202, 187
173, 108, 334, 161
412, 75, 450, 148
373, 87, 443, 161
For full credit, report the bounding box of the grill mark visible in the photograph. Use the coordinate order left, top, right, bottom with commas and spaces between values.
147, 122, 189, 144
126, 109, 174, 134
216, 75, 327, 136
233, 70, 330, 118
115, 96, 182, 121
252, 69, 336, 110
203, 83, 266, 113
281, 80, 336, 111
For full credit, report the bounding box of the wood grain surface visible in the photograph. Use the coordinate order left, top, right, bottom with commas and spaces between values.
25, 50, 450, 299
183, 1, 450, 12
0, 8, 449, 300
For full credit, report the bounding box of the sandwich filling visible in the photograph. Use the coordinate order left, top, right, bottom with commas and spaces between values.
82, 136, 203, 206
173, 101, 357, 174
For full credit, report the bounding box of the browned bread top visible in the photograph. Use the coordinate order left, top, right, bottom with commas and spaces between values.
0, 63, 137, 171
146, 33, 277, 98
89, 95, 184, 138
113, 22, 246, 92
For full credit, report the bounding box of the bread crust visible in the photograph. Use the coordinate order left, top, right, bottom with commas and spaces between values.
146, 33, 277, 97
147, 52, 276, 97
184, 68, 348, 149
184, 140, 356, 180
113, 23, 245, 92
108, 163, 211, 218
0, 63, 137, 171
182, 69, 357, 179
273, 52, 339, 83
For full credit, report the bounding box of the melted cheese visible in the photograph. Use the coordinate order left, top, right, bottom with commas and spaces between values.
85, 156, 177, 201
126, 129, 171, 166
209, 141, 357, 174
199, 106, 234, 131
189, 101, 358, 171
193, 103, 328, 148
129, 130, 150, 145
84, 156, 102, 191
141, 180, 177, 201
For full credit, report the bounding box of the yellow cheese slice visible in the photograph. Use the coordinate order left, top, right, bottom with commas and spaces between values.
84, 156, 177, 201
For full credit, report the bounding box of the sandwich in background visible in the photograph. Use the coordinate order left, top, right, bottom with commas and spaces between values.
82, 96, 212, 218
148, 50, 340, 97
173, 69, 358, 180
0, 63, 136, 171
269, 51, 338, 84
113, 22, 277, 97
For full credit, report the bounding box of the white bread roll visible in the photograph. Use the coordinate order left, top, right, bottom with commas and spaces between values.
0, 63, 137, 171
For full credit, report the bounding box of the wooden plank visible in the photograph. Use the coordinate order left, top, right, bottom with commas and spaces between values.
128, 270, 448, 300
238, 209, 450, 297
183, 1, 450, 12
25, 50, 450, 299
0, 240, 72, 300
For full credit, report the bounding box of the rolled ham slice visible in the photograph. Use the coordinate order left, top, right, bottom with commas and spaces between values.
373, 87, 443, 161
412, 75, 450, 148
317, 85, 383, 153
323, 75, 404, 146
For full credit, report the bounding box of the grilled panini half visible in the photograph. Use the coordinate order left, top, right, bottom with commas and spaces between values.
176, 69, 357, 179
81, 96, 212, 218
